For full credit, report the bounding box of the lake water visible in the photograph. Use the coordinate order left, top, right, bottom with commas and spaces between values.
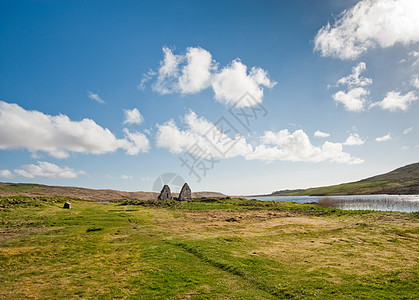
243, 194, 419, 213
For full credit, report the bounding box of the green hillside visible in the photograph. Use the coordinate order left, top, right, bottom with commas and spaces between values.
272, 162, 419, 196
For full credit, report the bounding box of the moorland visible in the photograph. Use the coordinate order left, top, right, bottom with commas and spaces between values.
1, 195, 418, 299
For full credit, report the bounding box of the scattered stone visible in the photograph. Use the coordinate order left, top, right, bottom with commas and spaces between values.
158, 185, 172, 200
225, 217, 238, 222
178, 183, 192, 201
63, 202, 71, 209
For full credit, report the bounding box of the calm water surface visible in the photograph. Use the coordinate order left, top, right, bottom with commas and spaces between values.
244, 194, 419, 213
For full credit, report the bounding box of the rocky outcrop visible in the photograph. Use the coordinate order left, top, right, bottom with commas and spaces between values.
158, 185, 172, 200
179, 183, 192, 201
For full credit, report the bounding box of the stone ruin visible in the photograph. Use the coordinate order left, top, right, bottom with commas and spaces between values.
179, 183, 192, 202
158, 184, 172, 200
157, 183, 192, 201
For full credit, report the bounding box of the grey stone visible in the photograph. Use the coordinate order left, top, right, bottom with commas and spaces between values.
158, 185, 172, 200
179, 183, 192, 201
63, 202, 71, 209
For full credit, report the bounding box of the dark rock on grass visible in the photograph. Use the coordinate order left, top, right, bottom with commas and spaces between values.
63, 202, 71, 209
226, 217, 238, 222
86, 227, 103, 232
179, 183, 192, 201
158, 185, 172, 200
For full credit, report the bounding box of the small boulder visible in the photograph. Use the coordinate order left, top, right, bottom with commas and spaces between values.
158, 185, 172, 200
63, 202, 71, 209
179, 183, 192, 201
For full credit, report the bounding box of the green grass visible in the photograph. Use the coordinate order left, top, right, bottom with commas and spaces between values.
1, 196, 418, 299
272, 162, 419, 196
278, 180, 391, 196
0, 183, 42, 193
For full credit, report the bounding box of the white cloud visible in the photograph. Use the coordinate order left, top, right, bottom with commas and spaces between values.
106, 174, 135, 180
375, 133, 392, 142
14, 161, 85, 178
88, 91, 105, 104
332, 62, 372, 112
0, 101, 150, 158
333, 87, 369, 112
123, 108, 144, 125
156, 111, 363, 164
370, 91, 418, 111
409, 51, 419, 66
212, 59, 276, 107
344, 133, 365, 145
314, 0, 419, 59
139, 69, 156, 91
153, 47, 181, 95
337, 62, 372, 87
152, 47, 214, 94
248, 129, 363, 164
122, 128, 150, 155
178, 47, 214, 94
143, 128, 152, 135
156, 111, 250, 158
403, 127, 413, 134
147, 47, 275, 107
314, 130, 330, 138
0, 169, 14, 179
156, 120, 195, 154
410, 75, 419, 89
401, 145, 409, 150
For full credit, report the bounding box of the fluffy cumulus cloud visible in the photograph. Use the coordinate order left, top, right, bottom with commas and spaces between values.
14, 161, 85, 178
314, 130, 330, 138
314, 0, 419, 60
122, 128, 150, 155
123, 108, 144, 125
370, 91, 418, 111
146, 47, 276, 107
0, 101, 149, 158
333, 87, 370, 112
156, 111, 363, 164
344, 133, 365, 145
178, 47, 215, 94
0, 169, 14, 179
88, 91, 105, 104
376, 133, 392, 142
212, 59, 276, 107
152, 47, 214, 94
248, 130, 363, 164
156, 111, 251, 158
332, 62, 372, 111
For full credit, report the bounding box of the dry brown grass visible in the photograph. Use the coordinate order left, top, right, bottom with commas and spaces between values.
0, 182, 225, 202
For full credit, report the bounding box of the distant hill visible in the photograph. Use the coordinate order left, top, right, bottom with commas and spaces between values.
271, 162, 419, 196
0, 182, 225, 201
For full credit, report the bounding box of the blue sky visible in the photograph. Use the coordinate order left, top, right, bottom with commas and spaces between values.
0, 0, 418, 195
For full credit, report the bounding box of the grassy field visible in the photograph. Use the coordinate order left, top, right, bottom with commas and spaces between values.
1, 196, 418, 299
